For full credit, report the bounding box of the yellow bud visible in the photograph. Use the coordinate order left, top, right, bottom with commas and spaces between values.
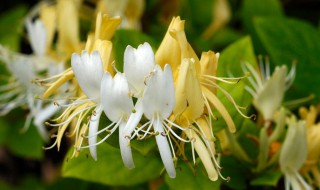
200, 51, 218, 94
155, 17, 184, 72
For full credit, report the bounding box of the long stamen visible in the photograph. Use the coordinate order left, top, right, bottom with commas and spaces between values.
85, 120, 118, 138
80, 120, 121, 149
163, 122, 192, 143
46, 104, 96, 127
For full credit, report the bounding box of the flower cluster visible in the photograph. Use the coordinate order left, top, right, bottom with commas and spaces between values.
39, 15, 250, 181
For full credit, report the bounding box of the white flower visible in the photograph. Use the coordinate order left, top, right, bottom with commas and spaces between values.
0, 46, 62, 141
139, 64, 176, 178
70, 50, 104, 160
25, 18, 47, 56
279, 117, 311, 190
122, 42, 156, 146
243, 61, 295, 120
71, 51, 104, 102
99, 72, 135, 169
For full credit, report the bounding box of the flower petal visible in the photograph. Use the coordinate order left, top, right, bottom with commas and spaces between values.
101, 72, 133, 122
26, 19, 47, 56
253, 66, 287, 120
154, 117, 176, 178
71, 51, 104, 102
142, 64, 175, 119
88, 106, 103, 161
124, 42, 155, 96
119, 122, 135, 169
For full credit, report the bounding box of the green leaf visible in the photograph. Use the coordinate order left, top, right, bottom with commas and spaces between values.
254, 17, 320, 100
220, 156, 250, 190
165, 161, 221, 190
113, 29, 157, 72
212, 36, 257, 132
131, 137, 157, 156
241, 0, 283, 53
6, 121, 44, 159
62, 141, 163, 186
0, 5, 28, 50
250, 169, 282, 186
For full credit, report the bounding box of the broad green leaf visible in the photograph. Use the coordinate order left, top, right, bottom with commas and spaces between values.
6, 121, 44, 159
241, 0, 283, 54
62, 141, 163, 186
131, 137, 157, 156
113, 29, 157, 72
221, 156, 250, 190
254, 17, 320, 99
250, 169, 282, 186
212, 36, 257, 132
165, 161, 221, 190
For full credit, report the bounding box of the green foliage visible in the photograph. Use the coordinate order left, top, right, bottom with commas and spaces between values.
0, 115, 43, 159
165, 161, 221, 190
250, 169, 282, 186
241, 0, 283, 53
62, 141, 164, 186
212, 36, 256, 131
254, 17, 320, 99
0, 5, 28, 50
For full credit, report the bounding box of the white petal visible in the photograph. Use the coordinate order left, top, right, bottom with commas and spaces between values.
26, 19, 47, 56
88, 106, 103, 161
279, 119, 307, 173
119, 122, 135, 169
253, 66, 287, 120
142, 64, 175, 119
154, 117, 176, 178
124, 42, 155, 96
71, 51, 104, 102
101, 72, 134, 122
123, 99, 143, 137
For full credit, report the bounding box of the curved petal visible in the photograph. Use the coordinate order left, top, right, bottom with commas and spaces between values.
119, 122, 135, 169
26, 19, 47, 56
71, 51, 104, 102
154, 117, 176, 178
88, 106, 103, 161
124, 42, 155, 96
101, 72, 134, 122
142, 65, 175, 120
123, 99, 143, 137
253, 66, 287, 120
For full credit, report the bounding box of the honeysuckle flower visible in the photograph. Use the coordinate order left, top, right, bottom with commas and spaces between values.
139, 64, 177, 178
279, 117, 311, 190
82, 71, 135, 168
122, 42, 156, 142
45, 50, 105, 157
25, 18, 47, 57
0, 46, 63, 141
299, 106, 320, 188
242, 60, 296, 121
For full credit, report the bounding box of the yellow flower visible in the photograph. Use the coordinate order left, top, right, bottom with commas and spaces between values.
300, 106, 320, 188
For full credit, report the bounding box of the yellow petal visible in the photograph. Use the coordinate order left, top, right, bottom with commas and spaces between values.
174, 58, 204, 123
185, 129, 218, 181
200, 51, 218, 94
155, 17, 184, 72
94, 12, 122, 41
170, 27, 200, 77
57, 0, 81, 56
39, 3, 57, 51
